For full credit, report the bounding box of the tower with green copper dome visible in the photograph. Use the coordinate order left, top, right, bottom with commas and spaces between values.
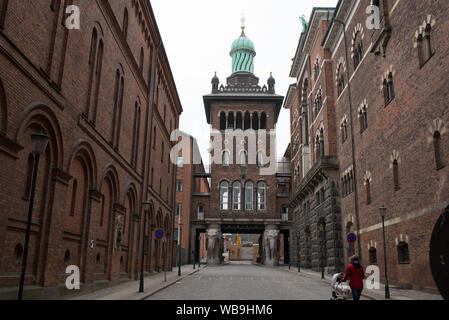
230, 25, 256, 74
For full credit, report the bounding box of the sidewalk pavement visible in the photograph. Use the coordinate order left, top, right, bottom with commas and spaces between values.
279, 265, 443, 300
69, 264, 206, 300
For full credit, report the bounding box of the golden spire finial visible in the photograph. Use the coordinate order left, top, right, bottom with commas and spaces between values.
241, 13, 246, 31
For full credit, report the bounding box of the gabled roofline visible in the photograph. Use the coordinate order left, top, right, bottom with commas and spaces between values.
289, 7, 335, 78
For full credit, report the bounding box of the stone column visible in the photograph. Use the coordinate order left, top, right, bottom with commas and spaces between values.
263, 225, 280, 267
206, 224, 222, 265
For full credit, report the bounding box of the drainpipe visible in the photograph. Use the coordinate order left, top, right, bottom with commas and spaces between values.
145, 39, 162, 273
333, 19, 362, 262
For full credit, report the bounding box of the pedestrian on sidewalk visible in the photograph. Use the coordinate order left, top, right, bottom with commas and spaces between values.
343, 255, 365, 301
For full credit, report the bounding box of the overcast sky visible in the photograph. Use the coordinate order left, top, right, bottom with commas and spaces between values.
151, 0, 338, 165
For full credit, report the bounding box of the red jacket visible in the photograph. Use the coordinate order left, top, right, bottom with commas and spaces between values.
343, 263, 364, 290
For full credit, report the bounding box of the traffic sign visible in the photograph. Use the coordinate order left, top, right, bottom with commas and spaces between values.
155, 229, 165, 240
347, 233, 357, 244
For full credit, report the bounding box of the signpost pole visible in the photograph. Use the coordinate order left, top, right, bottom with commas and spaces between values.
163, 238, 167, 282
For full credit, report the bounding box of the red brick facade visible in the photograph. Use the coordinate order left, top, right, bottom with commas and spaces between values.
0, 0, 182, 296
287, 0, 449, 292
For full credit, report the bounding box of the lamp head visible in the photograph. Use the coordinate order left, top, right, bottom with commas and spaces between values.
142, 200, 151, 212
31, 130, 50, 155
379, 205, 387, 218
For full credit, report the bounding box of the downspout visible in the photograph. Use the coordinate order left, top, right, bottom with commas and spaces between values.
146, 39, 162, 272
333, 19, 362, 261
170, 125, 178, 270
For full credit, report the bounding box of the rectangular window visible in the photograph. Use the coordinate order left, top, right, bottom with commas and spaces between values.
177, 156, 184, 168
173, 229, 179, 243
175, 204, 181, 216
176, 180, 183, 192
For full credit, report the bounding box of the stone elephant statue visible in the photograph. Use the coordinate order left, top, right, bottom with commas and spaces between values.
263, 229, 279, 266
206, 228, 223, 265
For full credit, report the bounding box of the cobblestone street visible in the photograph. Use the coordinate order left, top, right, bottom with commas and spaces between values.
147, 262, 355, 300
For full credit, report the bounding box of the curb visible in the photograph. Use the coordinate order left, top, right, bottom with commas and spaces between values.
139, 266, 206, 300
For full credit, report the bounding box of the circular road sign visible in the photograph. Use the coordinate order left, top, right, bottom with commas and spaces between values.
155, 229, 165, 240
347, 233, 357, 244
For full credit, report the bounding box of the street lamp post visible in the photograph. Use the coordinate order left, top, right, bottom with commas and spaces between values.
139, 201, 150, 293
379, 205, 391, 299
296, 231, 300, 273
178, 222, 183, 276
18, 131, 49, 300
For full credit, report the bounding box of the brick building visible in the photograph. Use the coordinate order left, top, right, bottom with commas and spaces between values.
188, 22, 292, 266
174, 132, 208, 265
285, 7, 344, 275
0, 0, 182, 298
286, 0, 449, 294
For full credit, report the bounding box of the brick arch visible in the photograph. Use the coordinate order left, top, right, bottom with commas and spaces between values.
66, 140, 98, 188
0, 75, 7, 134
98, 163, 120, 203
16, 102, 64, 168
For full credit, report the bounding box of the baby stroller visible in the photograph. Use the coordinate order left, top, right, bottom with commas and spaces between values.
331, 273, 352, 300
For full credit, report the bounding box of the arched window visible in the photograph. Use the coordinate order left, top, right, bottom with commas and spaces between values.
383, 73, 395, 105
245, 182, 254, 211
369, 247, 377, 265
227, 112, 234, 129
434, 131, 443, 169
257, 182, 266, 211
14, 244, 23, 264
232, 181, 241, 210
111, 70, 124, 148
244, 112, 251, 130
397, 242, 410, 264
153, 126, 157, 149
393, 159, 400, 191
64, 250, 71, 266
239, 151, 246, 167
313, 58, 319, 79
139, 47, 144, 73
341, 120, 348, 143
161, 142, 164, 162
69, 179, 78, 217
0, 0, 9, 29
220, 181, 229, 210
417, 23, 433, 66
314, 90, 323, 117
219, 111, 226, 130
281, 206, 289, 221
337, 65, 345, 96
260, 112, 267, 130
222, 150, 230, 167
252, 112, 259, 130
366, 179, 371, 205
123, 8, 128, 40
359, 107, 368, 133
236, 112, 243, 129
198, 204, 204, 220
88, 29, 98, 67
131, 103, 141, 167
319, 129, 325, 158
86, 28, 103, 123
353, 32, 363, 69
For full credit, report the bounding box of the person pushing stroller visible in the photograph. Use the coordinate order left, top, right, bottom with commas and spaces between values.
343, 255, 366, 300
